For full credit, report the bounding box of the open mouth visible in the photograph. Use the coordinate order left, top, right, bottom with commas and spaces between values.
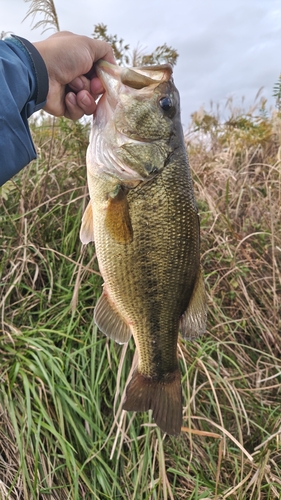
95, 61, 173, 109
96, 61, 172, 90
94, 61, 173, 126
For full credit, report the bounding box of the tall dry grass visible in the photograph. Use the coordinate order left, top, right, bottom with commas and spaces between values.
0, 101, 280, 499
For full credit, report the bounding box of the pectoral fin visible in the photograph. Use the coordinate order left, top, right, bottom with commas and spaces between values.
80, 202, 95, 244
179, 267, 207, 340
105, 186, 133, 244
94, 291, 132, 344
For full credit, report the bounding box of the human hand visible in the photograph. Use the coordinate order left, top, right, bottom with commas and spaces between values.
33, 31, 115, 120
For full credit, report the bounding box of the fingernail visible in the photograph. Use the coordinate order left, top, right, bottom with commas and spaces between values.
67, 92, 76, 105
81, 94, 91, 107
71, 77, 84, 91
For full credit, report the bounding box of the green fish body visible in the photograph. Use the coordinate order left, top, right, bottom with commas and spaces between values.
80, 62, 207, 435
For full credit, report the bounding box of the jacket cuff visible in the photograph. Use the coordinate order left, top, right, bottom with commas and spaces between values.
11, 35, 49, 108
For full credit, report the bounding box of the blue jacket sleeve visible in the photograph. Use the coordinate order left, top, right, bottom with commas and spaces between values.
0, 35, 49, 186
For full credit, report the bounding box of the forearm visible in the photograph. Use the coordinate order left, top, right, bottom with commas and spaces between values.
0, 31, 115, 186
0, 36, 48, 186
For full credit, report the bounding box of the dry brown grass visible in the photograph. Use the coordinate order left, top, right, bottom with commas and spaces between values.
0, 103, 280, 499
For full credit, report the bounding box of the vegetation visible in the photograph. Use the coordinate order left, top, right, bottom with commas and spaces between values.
0, 94, 280, 499
23, 0, 178, 67
93, 23, 178, 67
23, 0, 60, 33
1, 1, 280, 497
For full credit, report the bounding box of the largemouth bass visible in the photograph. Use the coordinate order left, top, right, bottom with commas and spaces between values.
80, 61, 207, 435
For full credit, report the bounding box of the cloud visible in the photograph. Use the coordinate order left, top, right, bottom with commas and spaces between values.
2, 0, 281, 125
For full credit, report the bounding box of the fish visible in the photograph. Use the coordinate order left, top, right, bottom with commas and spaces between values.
80, 61, 207, 435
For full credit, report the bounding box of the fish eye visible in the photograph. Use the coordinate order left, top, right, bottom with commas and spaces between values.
159, 96, 173, 111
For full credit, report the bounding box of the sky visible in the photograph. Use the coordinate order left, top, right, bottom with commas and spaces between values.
2, 0, 281, 129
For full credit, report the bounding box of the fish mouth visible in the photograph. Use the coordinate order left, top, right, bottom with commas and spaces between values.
95, 61, 173, 114
96, 60, 172, 91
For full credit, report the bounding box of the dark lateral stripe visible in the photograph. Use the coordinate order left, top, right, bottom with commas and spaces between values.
12, 35, 49, 106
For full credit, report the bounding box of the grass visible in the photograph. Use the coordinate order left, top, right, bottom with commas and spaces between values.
0, 101, 280, 499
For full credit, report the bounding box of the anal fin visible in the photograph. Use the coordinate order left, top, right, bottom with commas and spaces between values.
123, 369, 182, 435
179, 267, 207, 340
94, 291, 132, 344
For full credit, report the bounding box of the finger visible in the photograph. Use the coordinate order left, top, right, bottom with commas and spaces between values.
65, 91, 97, 120
65, 92, 84, 120
69, 75, 91, 93
89, 38, 116, 65
53, 32, 116, 66
69, 75, 105, 98
90, 76, 105, 96
76, 90, 97, 115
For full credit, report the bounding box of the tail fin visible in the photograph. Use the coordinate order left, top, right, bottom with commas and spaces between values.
123, 369, 182, 435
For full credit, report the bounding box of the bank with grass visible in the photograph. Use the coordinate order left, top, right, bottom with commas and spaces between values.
0, 104, 280, 499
